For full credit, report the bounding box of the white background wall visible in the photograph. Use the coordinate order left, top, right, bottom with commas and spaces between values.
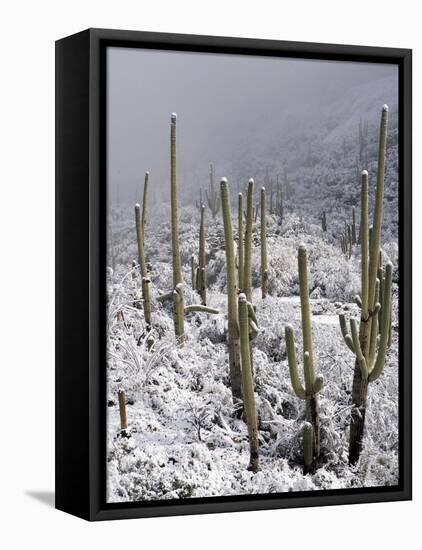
0, 1, 418, 548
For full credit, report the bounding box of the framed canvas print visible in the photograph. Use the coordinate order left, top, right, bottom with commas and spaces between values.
55, 28, 412, 521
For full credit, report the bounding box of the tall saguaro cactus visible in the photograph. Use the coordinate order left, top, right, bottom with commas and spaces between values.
135, 203, 151, 326
260, 187, 268, 298
170, 113, 185, 343
238, 293, 259, 472
243, 179, 254, 302
206, 163, 220, 219
158, 115, 220, 340
221, 178, 242, 399
285, 245, 324, 467
238, 193, 244, 292
198, 204, 207, 305
338, 105, 392, 464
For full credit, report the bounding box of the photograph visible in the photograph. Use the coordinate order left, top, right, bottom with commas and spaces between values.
105, 46, 400, 503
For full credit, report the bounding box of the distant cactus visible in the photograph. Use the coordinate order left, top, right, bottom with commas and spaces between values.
285, 244, 324, 467
238, 293, 259, 472
275, 186, 284, 222
352, 206, 357, 244
135, 203, 151, 326
206, 163, 220, 219
238, 193, 244, 292
195, 188, 203, 210
338, 105, 392, 465
347, 224, 352, 257
243, 179, 254, 302
198, 205, 207, 305
340, 223, 352, 259
221, 178, 242, 399
284, 165, 291, 199
321, 211, 327, 232
260, 187, 268, 298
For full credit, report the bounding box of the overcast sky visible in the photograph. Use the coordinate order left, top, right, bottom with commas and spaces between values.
107, 47, 397, 205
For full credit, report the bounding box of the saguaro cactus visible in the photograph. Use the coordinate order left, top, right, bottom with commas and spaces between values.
269, 182, 274, 215
195, 188, 203, 210
206, 163, 220, 219
321, 211, 327, 232
197, 204, 207, 305
243, 179, 254, 302
352, 206, 357, 244
141, 171, 149, 247
158, 115, 219, 340
135, 203, 151, 325
260, 187, 268, 298
338, 105, 391, 465
238, 192, 244, 292
303, 422, 314, 474
276, 186, 284, 222
285, 244, 324, 467
221, 178, 242, 399
238, 293, 259, 472
118, 390, 128, 431
170, 113, 185, 343
191, 254, 196, 290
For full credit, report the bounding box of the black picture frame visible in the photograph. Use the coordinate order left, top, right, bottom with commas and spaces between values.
55, 28, 412, 521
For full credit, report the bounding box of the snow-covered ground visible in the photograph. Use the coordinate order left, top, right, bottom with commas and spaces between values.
106, 207, 399, 503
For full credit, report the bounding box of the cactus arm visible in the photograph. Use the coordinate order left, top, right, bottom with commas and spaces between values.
284, 325, 306, 399
303, 422, 313, 473
350, 318, 368, 380
238, 293, 259, 472
368, 280, 381, 367
184, 305, 219, 315
247, 301, 258, 326
369, 263, 392, 382
339, 314, 355, 352
205, 189, 211, 207
354, 295, 363, 308
313, 374, 324, 394
249, 319, 259, 340
156, 290, 174, 303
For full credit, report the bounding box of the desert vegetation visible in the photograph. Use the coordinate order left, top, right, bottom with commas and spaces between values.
106, 100, 398, 502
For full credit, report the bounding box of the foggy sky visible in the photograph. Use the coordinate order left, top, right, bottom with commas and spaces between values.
107, 47, 396, 205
